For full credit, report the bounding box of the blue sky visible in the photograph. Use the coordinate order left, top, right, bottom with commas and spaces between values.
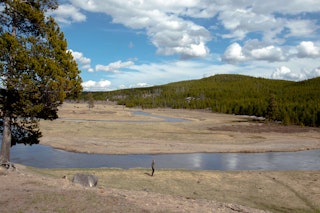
50, 0, 320, 91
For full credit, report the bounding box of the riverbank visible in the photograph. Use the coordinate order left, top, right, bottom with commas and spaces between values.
39, 102, 320, 154
1, 165, 319, 212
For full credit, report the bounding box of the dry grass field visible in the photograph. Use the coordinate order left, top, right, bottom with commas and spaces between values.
1, 165, 320, 212
39, 102, 320, 154
1, 102, 320, 212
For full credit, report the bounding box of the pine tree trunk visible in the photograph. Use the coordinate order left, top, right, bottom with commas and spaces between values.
0, 115, 12, 164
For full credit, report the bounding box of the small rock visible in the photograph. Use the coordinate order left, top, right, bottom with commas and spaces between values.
72, 173, 98, 187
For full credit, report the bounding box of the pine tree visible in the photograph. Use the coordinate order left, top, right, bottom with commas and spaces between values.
0, 0, 82, 167
266, 94, 279, 121
87, 92, 95, 109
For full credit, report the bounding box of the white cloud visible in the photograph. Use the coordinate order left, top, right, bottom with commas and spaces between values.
68, 49, 137, 74
148, 18, 211, 58
69, 51, 135, 73
56, 0, 320, 60
218, 8, 282, 42
216, 1, 320, 43
285, 19, 319, 38
69, 50, 93, 72
66, 0, 211, 58
82, 79, 111, 91
222, 40, 320, 63
271, 65, 320, 81
251, 0, 320, 14
49, 4, 86, 24
98, 80, 112, 88
221, 43, 246, 64
95, 60, 134, 73
81, 79, 151, 91
81, 80, 96, 88
250, 45, 286, 62
136, 83, 152, 87
304, 66, 320, 79
297, 41, 320, 58
271, 66, 300, 81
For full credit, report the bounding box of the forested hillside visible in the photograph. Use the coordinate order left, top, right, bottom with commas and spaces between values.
82, 74, 320, 127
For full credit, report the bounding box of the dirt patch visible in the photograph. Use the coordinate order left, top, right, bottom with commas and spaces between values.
208, 123, 320, 134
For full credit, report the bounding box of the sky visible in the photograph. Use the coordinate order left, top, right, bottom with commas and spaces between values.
49, 0, 320, 91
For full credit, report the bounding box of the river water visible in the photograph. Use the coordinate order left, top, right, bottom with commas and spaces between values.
7, 142, 320, 170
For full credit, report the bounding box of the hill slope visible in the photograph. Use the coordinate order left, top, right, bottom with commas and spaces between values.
83, 74, 320, 127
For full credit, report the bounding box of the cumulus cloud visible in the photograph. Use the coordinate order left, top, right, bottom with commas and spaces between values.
218, 8, 283, 42
304, 66, 320, 79
285, 19, 319, 38
250, 45, 286, 62
114, 82, 153, 90
81, 80, 96, 88
95, 60, 134, 73
69, 50, 93, 72
69, 50, 135, 73
81, 79, 152, 91
271, 65, 320, 81
48, 4, 86, 24
53, 1, 320, 60
216, 1, 319, 43
149, 18, 211, 58
82, 80, 112, 91
251, 0, 320, 14
222, 41, 320, 64
297, 41, 320, 58
271, 66, 302, 81
63, 0, 212, 58
221, 43, 246, 64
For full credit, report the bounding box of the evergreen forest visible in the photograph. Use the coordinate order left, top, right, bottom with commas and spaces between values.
81, 74, 320, 127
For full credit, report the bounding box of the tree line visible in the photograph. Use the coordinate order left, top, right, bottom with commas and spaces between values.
82, 74, 320, 127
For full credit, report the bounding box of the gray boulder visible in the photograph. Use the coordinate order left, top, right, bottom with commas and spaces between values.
72, 173, 98, 187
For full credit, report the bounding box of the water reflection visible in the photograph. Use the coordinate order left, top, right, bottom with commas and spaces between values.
6, 142, 320, 170
132, 111, 189, 122
223, 153, 239, 170
56, 110, 189, 123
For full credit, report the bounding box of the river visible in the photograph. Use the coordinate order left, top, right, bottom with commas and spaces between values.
7, 142, 320, 170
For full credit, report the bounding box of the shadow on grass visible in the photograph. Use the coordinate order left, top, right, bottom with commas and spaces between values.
144, 172, 153, 177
